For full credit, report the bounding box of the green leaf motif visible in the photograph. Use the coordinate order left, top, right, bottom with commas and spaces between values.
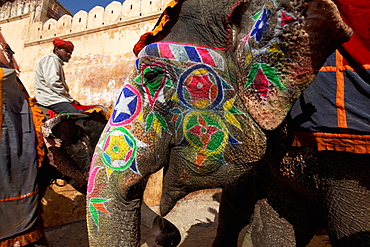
245, 63, 260, 88
228, 106, 243, 115
175, 114, 183, 131
89, 203, 99, 226
170, 108, 183, 131
154, 112, 168, 130
146, 112, 154, 132
169, 108, 182, 115
260, 64, 286, 89
135, 75, 142, 84
165, 77, 174, 87
90, 198, 109, 204
245, 63, 286, 90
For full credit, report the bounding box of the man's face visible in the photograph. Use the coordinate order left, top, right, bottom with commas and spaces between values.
55, 47, 72, 62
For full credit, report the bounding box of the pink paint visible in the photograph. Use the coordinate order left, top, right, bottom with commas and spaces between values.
103, 136, 111, 151
87, 166, 103, 194
281, 11, 297, 26
198, 48, 216, 67
159, 42, 227, 51
125, 150, 133, 163
242, 34, 250, 42
159, 43, 176, 59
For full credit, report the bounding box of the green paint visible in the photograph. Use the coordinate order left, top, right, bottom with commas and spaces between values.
245, 63, 260, 88
252, 9, 263, 21
228, 105, 243, 115
260, 63, 286, 89
245, 63, 286, 90
154, 112, 169, 130
146, 112, 154, 132
143, 67, 165, 97
89, 203, 99, 226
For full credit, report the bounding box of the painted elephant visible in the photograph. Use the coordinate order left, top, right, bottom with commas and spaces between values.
41, 112, 181, 246
0, 67, 179, 246
86, 0, 353, 246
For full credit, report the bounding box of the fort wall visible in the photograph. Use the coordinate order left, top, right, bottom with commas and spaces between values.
1, 0, 166, 107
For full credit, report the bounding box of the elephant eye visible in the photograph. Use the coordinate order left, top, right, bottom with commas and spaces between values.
145, 71, 158, 82
143, 66, 164, 84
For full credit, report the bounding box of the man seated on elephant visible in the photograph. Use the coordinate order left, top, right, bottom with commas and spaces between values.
34, 38, 81, 114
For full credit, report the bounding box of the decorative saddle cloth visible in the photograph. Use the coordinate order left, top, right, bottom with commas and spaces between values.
290, 0, 370, 153
0, 68, 42, 246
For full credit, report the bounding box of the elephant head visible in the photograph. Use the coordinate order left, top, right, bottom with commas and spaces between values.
40, 112, 108, 193
41, 111, 181, 246
87, 0, 351, 245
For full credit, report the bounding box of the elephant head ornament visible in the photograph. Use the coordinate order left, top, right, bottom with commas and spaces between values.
87, 0, 351, 245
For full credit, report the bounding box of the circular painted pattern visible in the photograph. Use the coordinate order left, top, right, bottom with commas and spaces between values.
178, 64, 223, 110
102, 127, 137, 171
109, 84, 142, 126
183, 111, 228, 155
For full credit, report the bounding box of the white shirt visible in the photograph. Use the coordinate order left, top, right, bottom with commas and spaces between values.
34, 53, 74, 106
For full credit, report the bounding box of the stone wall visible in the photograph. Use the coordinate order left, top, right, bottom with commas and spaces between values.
1, 0, 167, 108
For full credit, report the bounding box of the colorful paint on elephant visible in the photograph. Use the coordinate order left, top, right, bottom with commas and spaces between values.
88, 42, 246, 228
135, 42, 246, 168
109, 84, 142, 127
242, 5, 298, 99
87, 2, 314, 232
87, 165, 110, 228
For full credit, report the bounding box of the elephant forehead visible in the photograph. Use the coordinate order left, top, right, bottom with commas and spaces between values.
137, 42, 225, 70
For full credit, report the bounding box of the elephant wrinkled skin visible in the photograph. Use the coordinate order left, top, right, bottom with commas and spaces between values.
87, 0, 353, 246
41, 112, 181, 246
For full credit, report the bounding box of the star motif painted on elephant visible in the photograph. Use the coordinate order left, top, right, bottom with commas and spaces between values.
110, 84, 142, 126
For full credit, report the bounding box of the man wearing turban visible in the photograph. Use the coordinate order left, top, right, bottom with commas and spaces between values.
34, 38, 80, 114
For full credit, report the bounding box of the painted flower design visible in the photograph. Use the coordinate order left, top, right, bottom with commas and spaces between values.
184, 111, 227, 155
102, 127, 137, 171
183, 69, 218, 109
245, 63, 286, 98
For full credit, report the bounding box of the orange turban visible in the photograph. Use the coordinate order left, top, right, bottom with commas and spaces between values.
53, 38, 74, 52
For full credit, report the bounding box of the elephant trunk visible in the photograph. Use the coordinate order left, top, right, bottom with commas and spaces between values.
87, 171, 143, 246
141, 203, 181, 246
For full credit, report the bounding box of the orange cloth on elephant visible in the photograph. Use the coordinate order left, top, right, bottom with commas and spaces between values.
53, 38, 74, 52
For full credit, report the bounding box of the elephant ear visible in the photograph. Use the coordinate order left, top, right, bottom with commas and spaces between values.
232, 0, 352, 130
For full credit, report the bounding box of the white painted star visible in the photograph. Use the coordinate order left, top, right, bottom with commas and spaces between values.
114, 93, 137, 117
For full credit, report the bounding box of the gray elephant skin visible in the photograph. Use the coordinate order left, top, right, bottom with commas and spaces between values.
85, 0, 362, 246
